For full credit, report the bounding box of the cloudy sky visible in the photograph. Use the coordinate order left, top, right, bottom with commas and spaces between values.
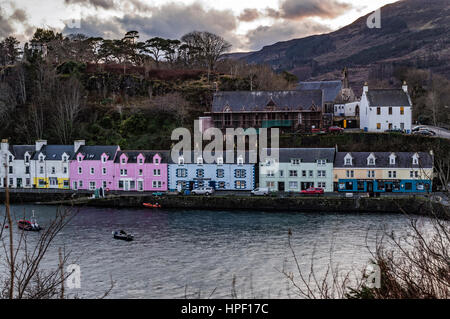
0, 0, 398, 51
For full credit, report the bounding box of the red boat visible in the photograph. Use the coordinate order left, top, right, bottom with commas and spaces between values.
143, 203, 161, 208
18, 219, 41, 231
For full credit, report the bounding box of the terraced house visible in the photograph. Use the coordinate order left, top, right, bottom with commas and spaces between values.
259, 148, 335, 192
70, 144, 120, 191
168, 151, 256, 191
0, 139, 35, 188
334, 152, 434, 193
113, 151, 169, 192
32, 140, 82, 189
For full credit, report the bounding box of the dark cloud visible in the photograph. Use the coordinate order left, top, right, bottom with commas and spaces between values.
63, 2, 243, 48
0, 10, 14, 39
238, 9, 260, 22
64, 0, 116, 10
280, 0, 352, 20
10, 9, 27, 23
245, 20, 331, 50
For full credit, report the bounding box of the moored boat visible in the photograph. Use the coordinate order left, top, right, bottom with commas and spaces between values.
113, 230, 134, 241
143, 203, 161, 208
18, 219, 41, 231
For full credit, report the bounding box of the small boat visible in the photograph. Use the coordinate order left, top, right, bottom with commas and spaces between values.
143, 203, 161, 208
113, 230, 134, 241
18, 220, 41, 231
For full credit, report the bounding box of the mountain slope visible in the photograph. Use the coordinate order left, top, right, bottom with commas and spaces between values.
237, 0, 450, 84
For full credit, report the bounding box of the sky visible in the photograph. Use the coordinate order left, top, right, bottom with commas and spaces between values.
0, 0, 399, 51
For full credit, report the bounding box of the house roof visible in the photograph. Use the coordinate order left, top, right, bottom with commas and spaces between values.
168, 150, 258, 164
297, 81, 342, 103
366, 89, 411, 107
32, 145, 74, 160
10, 145, 35, 160
211, 90, 323, 113
264, 148, 336, 163
335, 152, 433, 168
114, 150, 170, 163
72, 145, 119, 161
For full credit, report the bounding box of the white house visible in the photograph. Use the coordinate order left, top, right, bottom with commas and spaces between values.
360, 82, 412, 133
31, 140, 84, 189
0, 139, 35, 188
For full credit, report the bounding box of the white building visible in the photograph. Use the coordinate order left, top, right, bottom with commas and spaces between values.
0, 139, 35, 188
31, 140, 84, 189
360, 82, 412, 133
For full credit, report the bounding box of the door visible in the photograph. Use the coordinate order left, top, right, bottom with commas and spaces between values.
278, 182, 285, 192
367, 181, 374, 193
385, 183, 393, 193
124, 180, 130, 191
138, 180, 143, 191
17, 178, 22, 188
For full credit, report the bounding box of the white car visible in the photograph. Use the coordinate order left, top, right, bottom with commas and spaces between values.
191, 187, 214, 196
251, 187, 270, 196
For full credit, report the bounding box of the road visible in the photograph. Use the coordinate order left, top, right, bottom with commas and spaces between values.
419, 125, 450, 139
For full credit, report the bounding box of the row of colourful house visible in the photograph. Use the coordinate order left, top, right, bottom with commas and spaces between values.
0, 139, 434, 193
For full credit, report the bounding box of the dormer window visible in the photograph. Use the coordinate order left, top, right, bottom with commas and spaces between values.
291, 159, 301, 165
217, 157, 223, 165
154, 157, 159, 164
367, 153, 376, 166
62, 155, 68, 163
344, 153, 353, 166
77, 155, 82, 162
121, 157, 126, 164
389, 154, 396, 165
197, 157, 203, 165
412, 154, 419, 165
178, 156, 184, 165
138, 157, 143, 164
25, 155, 30, 163
237, 156, 244, 166
101, 156, 107, 163
39, 154, 45, 163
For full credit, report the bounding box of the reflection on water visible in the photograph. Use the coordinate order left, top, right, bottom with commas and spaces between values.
1, 205, 414, 298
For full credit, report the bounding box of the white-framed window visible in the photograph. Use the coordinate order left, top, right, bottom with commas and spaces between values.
79, 180, 83, 188
25, 155, 30, 163
77, 155, 82, 162
176, 168, 187, 177
237, 156, 244, 166
40, 166, 44, 174
197, 157, 203, 165
153, 169, 161, 176
346, 170, 354, 178
267, 170, 275, 177
291, 159, 301, 165
78, 167, 82, 174
102, 181, 107, 188
138, 157, 143, 164
51, 167, 56, 174
317, 170, 326, 178
152, 180, 162, 188
63, 167, 67, 174
89, 181, 96, 190
317, 159, 326, 166
120, 169, 127, 176
101, 156, 107, 163
121, 157, 126, 164
235, 169, 246, 178
289, 181, 298, 189
388, 171, 397, 178
317, 182, 326, 188
235, 180, 246, 189
279, 170, 284, 177
309, 170, 313, 177
102, 167, 107, 175
39, 155, 45, 163
154, 157, 160, 164
217, 157, 223, 165
178, 156, 184, 165
367, 170, 375, 178
266, 181, 275, 188
90, 167, 95, 175
289, 170, 297, 177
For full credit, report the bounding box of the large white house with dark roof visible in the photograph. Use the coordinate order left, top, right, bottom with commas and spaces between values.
360, 82, 412, 133
0, 139, 35, 188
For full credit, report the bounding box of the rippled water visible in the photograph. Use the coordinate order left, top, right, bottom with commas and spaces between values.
1, 205, 416, 298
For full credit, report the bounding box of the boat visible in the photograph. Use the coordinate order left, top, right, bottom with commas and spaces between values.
112, 230, 134, 241
143, 203, 161, 208
18, 210, 41, 231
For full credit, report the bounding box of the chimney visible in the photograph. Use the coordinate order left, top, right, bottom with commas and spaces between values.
1, 139, 9, 152
363, 82, 369, 94
402, 81, 408, 93
74, 140, 85, 152
35, 140, 47, 151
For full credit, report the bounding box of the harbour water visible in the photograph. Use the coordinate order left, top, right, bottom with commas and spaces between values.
2, 205, 418, 298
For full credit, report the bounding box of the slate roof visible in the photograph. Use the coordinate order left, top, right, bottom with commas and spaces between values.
211, 90, 323, 112
297, 81, 342, 103
366, 89, 411, 107
10, 145, 35, 160
32, 145, 74, 160
72, 145, 120, 161
168, 150, 258, 164
115, 150, 170, 163
335, 152, 433, 168
264, 148, 336, 163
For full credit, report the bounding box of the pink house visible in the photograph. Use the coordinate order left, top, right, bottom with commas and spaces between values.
70, 145, 120, 191
113, 151, 169, 192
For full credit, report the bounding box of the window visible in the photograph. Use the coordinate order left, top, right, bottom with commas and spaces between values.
138, 158, 143, 164
102, 156, 107, 163
26, 178, 30, 186
317, 182, 326, 188
40, 166, 44, 174
368, 158, 375, 165
410, 171, 414, 178
390, 157, 396, 165
25, 166, 30, 174
51, 167, 56, 174
415, 171, 419, 178
317, 170, 326, 178
345, 158, 351, 165
388, 107, 392, 115
377, 107, 381, 115
154, 158, 160, 164
291, 159, 301, 165
120, 169, 127, 176
235, 180, 246, 189
89, 181, 96, 190
279, 170, 284, 177
176, 168, 187, 178
346, 170, 354, 178
178, 157, 184, 165
412, 156, 419, 165
118, 181, 123, 189
388, 171, 397, 178
267, 170, 275, 177
217, 157, 223, 165
39, 155, 44, 163
317, 159, 326, 166
25, 156, 29, 163
216, 169, 224, 178
9, 178, 13, 186
8, 155, 12, 162
217, 181, 226, 189
400, 107, 404, 115
102, 167, 106, 175
62, 156, 67, 163
38, 179, 46, 187
153, 169, 161, 176
77, 155, 82, 162
90, 167, 95, 175
302, 170, 306, 177
139, 169, 143, 176
197, 157, 203, 165
121, 157, 126, 164
266, 181, 275, 188
367, 170, 375, 178
130, 181, 135, 189
177, 180, 187, 190
309, 170, 313, 178
237, 156, 244, 165
78, 167, 82, 174
102, 181, 107, 189
196, 169, 204, 178
79, 180, 83, 188
152, 180, 162, 188
405, 183, 412, 191
8, 166, 13, 174
377, 123, 381, 130
235, 169, 246, 178
289, 181, 298, 189
289, 170, 298, 177
63, 167, 67, 174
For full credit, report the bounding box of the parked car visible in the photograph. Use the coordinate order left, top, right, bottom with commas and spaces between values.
311, 128, 326, 134
300, 187, 324, 195
385, 129, 404, 133
191, 187, 214, 196
413, 129, 436, 136
328, 126, 344, 133
251, 187, 270, 196
412, 126, 425, 132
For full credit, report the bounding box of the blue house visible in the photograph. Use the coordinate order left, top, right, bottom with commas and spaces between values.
168, 151, 256, 192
